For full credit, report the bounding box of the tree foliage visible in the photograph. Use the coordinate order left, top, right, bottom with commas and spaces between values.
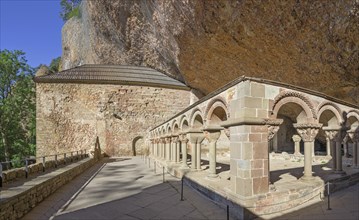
60, 0, 82, 21
49, 56, 61, 73
0, 50, 36, 162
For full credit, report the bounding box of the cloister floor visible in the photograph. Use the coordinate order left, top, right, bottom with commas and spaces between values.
157, 153, 359, 218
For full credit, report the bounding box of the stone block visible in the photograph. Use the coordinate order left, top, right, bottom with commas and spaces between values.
251, 169, 263, 178
251, 159, 264, 169
237, 81, 251, 98
253, 142, 268, 160
249, 133, 262, 142
242, 142, 253, 160
250, 125, 268, 133
244, 96, 264, 109
250, 82, 265, 98
253, 176, 269, 195
230, 142, 242, 158
235, 177, 253, 197
256, 109, 268, 118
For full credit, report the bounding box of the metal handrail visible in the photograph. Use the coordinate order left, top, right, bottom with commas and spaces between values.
0, 149, 88, 187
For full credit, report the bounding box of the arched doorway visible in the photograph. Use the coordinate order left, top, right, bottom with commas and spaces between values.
132, 136, 144, 156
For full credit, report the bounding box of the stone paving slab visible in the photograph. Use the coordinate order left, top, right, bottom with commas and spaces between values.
22, 157, 232, 220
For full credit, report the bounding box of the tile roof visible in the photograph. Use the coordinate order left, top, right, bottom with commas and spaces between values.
34, 64, 189, 90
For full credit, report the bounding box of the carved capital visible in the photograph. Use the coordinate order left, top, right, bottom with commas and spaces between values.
179, 134, 188, 143
267, 125, 280, 141
292, 134, 301, 143
342, 134, 349, 144
293, 123, 322, 142
224, 128, 230, 138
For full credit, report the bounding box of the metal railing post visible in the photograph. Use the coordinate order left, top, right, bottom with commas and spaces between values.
71, 152, 73, 162
181, 177, 184, 201
154, 161, 156, 173
77, 151, 79, 160
0, 163, 3, 188
227, 205, 229, 220
163, 166, 165, 183
55, 155, 58, 168
42, 157, 46, 172
64, 153, 67, 165
25, 159, 29, 179
327, 182, 332, 210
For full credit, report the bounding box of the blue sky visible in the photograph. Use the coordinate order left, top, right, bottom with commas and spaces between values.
0, 0, 64, 68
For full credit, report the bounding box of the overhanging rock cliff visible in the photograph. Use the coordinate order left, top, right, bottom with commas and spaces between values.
62, 0, 359, 104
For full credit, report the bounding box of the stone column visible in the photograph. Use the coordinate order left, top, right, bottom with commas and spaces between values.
176, 138, 181, 163
171, 135, 179, 163
179, 134, 189, 168
165, 137, 171, 161
343, 134, 349, 158
333, 132, 344, 173
170, 137, 176, 162
324, 129, 341, 170
196, 134, 205, 170
325, 136, 331, 157
187, 131, 203, 170
348, 131, 358, 168
294, 123, 322, 181
292, 135, 302, 155
203, 127, 222, 178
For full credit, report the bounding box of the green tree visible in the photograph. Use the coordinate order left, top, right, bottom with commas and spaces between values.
49, 56, 61, 73
0, 50, 36, 162
60, 0, 81, 21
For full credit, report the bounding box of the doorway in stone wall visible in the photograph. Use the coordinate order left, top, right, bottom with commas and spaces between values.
132, 136, 144, 156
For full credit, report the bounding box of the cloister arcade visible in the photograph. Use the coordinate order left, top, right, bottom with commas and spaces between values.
147, 77, 359, 215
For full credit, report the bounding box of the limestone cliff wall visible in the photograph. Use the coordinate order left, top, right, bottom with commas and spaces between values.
62, 0, 359, 105
36, 83, 191, 157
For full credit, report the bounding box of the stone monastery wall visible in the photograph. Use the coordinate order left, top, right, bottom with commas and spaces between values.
36, 83, 191, 157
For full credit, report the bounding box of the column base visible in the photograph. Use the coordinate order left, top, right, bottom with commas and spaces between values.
207, 173, 219, 178
353, 165, 359, 169
300, 175, 315, 181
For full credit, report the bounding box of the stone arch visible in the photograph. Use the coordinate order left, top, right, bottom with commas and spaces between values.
204, 96, 229, 120
317, 102, 343, 126
205, 100, 229, 126
271, 91, 317, 122
165, 123, 172, 135
132, 136, 143, 156
161, 126, 166, 136
180, 115, 190, 132
190, 109, 204, 129
173, 122, 180, 134
347, 109, 359, 129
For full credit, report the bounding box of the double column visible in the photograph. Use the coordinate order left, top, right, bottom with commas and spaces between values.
170, 135, 180, 163
187, 130, 205, 170
324, 127, 345, 173
292, 135, 302, 155
203, 127, 222, 178
348, 131, 359, 169
294, 123, 322, 180
179, 133, 189, 168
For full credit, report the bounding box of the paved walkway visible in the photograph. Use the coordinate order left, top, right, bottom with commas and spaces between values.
274, 182, 359, 220
22, 157, 231, 220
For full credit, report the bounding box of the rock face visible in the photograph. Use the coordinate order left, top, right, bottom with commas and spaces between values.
62, 0, 359, 105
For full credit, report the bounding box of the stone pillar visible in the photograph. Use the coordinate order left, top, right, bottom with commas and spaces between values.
292, 135, 302, 155
203, 127, 222, 178
294, 123, 322, 181
165, 137, 171, 161
171, 136, 179, 163
176, 139, 180, 163
348, 131, 358, 168
187, 131, 203, 170
334, 133, 344, 173
325, 137, 331, 157
312, 141, 315, 157
196, 134, 205, 170
343, 134, 349, 158
171, 137, 176, 162
324, 129, 341, 170
179, 134, 189, 168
